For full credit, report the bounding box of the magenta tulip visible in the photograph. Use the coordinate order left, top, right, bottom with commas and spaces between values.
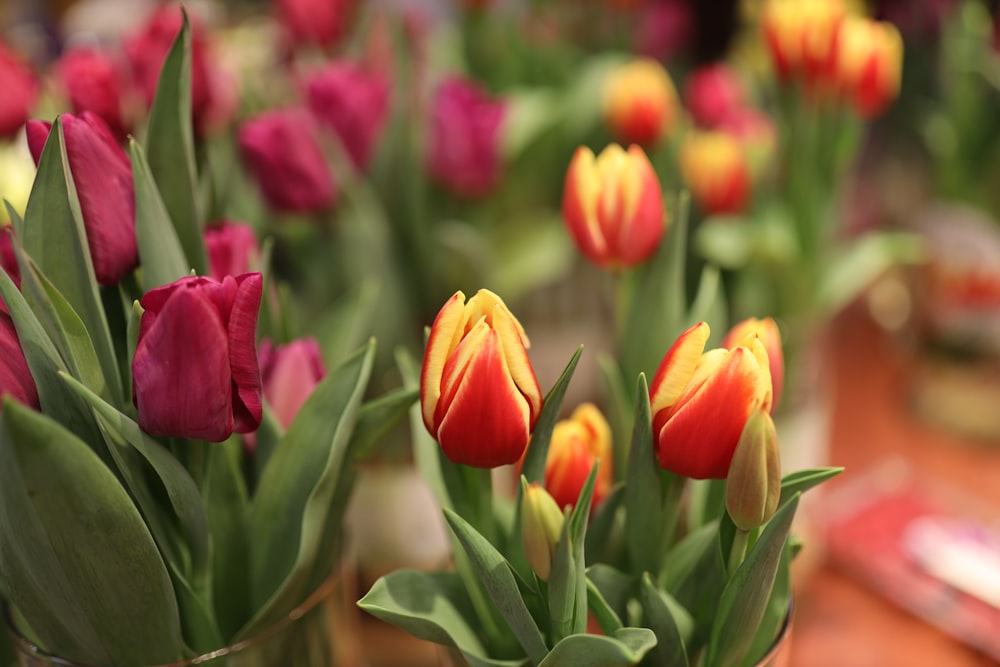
57, 46, 129, 141
204, 220, 261, 280
0, 305, 39, 409
0, 40, 38, 140
276, 0, 352, 50
259, 337, 326, 429
0, 226, 20, 289
683, 63, 747, 129
26, 112, 138, 286
238, 109, 336, 214
132, 273, 263, 442
304, 60, 389, 171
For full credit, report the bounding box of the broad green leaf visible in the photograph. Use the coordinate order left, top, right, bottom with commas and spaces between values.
586, 578, 624, 635
536, 627, 658, 667
350, 387, 419, 460
686, 479, 727, 531
144, 9, 207, 275
686, 264, 728, 333
662, 521, 726, 647
250, 403, 284, 490
521, 346, 583, 484
242, 341, 374, 638
20, 118, 122, 404
586, 564, 635, 626
624, 374, 662, 576
639, 574, 691, 667
4, 200, 24, 237
739, 544, 792, 667
548, 510, 580, 644
443, 508, 548, 665
705, 495, 800, 667
0, 399, 184, 666
693, 218, 755, 270
778, 467, 843, 507
585, 484, 624, 566
130, 139, 191, 289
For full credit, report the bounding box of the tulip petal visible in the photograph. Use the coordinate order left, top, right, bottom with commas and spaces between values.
420, 291, 466, 433
133, 287, 234, 441
649, 322, 710, 412
227, 273, 263, 433
491, 302, 542, 423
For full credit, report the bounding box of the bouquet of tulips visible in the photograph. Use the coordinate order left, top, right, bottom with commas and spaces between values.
0, 15, 414, 666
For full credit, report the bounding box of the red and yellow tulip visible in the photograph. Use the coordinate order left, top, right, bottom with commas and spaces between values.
722, 316, 785, 411
603, 58, 678, 147
546, 403, 613, 511
679, 130, 751, 216
835, 17, 903, 118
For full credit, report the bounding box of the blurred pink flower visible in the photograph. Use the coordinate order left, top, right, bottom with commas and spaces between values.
57, 46, 130, 141
634, 0, 693, 63
0, 305, 39, 409
0, 41, 38, 140
204, 220, 261, 280
0, 226, 21, 289
276, 0, 352, 51
683, 63, 747, 129
259, 337, 326, 429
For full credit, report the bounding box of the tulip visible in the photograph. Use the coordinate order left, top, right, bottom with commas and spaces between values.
835, 17, 903, 118
0, 40, 38, 140
546, 403, 612, 511
679, 130, 751, 216
304, 60, 390, 171
762, 0, 845, 86
683, 63, 747, 129
561, 144, 665, 269
0, 305, 39, 409
238, 108, 336, 214
132, 273, 263, 442
634, 0, 693, 63
722, 316, 784, 411
603, 58, 678, 147
649, 322, 773, 479
204, 220, 261, 280
276, 0, 352, 51
420, 289, 542, 468
717, 108, 778, 179
521, 482, 564, 581
0, 226, 19, 288
259, 337, 326, 429
56, 46, 129, 141
725, 409, 781, 531
426, 77, 506, 198
26, 112, 138, 286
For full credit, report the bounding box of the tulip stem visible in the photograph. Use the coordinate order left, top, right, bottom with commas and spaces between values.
728, 529, 751, 575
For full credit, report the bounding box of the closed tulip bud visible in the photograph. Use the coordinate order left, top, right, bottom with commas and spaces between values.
679, 130, 751, 215
204, 220, 261, 280
562, 144, 665, 269
546, 403, 613, 512
277, 0, 352, 51
0, 41, 38, 140
683, 63, 746, 129
722, 317, 784, 410
259, 337, 326, 429
725, 409, 781, 531
56, 46, 129, 141
650, 322, 773, 479
420, 289, 542, 468
304, 60, 390, 171
521, 482, 565, 581
762, 0, 845, 85
238, 108, 336, 214
132, 273, 264, 442
26, 112, 138, 286
603, 58, 678, 146
835, 17, 903, 118
0, 305, 39, 409
427, 77, 506, 198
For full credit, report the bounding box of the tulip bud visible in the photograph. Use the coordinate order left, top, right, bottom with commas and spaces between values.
132, 273, 263, 442
679, 130, 751, 215
0, 40, 38, 140
26, 112, 138, 286
420, 289, 542, 468
725, 409, 781, 530
722, 317, 784, 411
259, 337, 326, 429
835, 17, 903, 118
546, 403, 612, 512
426, 77, 506, 198
562, 144, 665, 269
683, 63, 746, 129
204, 220, 261, 280
238, 108, 337, 214
304, 60, 390, 171
56, 46, 129, 141
277, 0, 352, 51
0, 305, 40, 409
762, 0, 845, 86
521, 482, 565, 581
603, 58, 678, 146
650, 322, 773, 479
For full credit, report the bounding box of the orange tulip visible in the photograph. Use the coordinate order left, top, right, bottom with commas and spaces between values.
679, 130, 751, 215
835, 17, 903, 118
722, 317, 785, 412
603, 58, 678, 147
562, 144, 665, 269
545, 403, 613, 511
649, 322, 773, 479
420, 289, 543, 468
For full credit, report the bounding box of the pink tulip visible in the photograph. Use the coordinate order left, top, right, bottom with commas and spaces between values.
204, 220, 261, 280
0, 41, 38, 140
276, 0, 352, 51
26, 112, 138, 286
683, 63, 747, 129
304, 60, 389, 171
0, 226, 20, 289
132, 273, 263, 442
238, 108, 336, 214
0, 304, 39, 409
56, 46, 129, 141
426, 77, 506, 198
259, 338, 326, 428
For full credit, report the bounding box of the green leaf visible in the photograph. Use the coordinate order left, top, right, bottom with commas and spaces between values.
693, 218, 755, 270
443, 508, 548, 665
242, 341, 374, 638
5, 200, 24, 238
597, 355, 632, 486
661, 521, 726, 647
521, 346, 583, 484
548, 465, 598, 639
686, 478, 727, 532
586, 578, 624, 635
639, 573, 691, 667
778, 467, 843, 507
0, 399, 184, 666
624, 374, 662, 576
144, 9, 207, 276
350, 386, 419, 461
817, 231, 925, 315
20, 117, 122, 404
130, 139, 192, 289
585, 484, 624, 565
686, 264, 727, 332
739, 544, 792, 667
536, 627, 657, 667
586, 564, 635, 626
705, 495, 800, 667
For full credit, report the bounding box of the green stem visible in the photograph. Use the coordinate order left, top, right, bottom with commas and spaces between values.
728, 529, 751, 575
656, 471, 687, 571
